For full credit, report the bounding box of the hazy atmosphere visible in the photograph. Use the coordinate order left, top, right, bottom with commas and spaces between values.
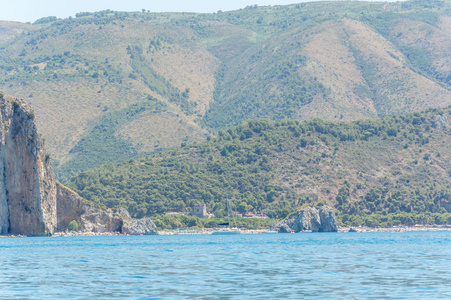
0, 0, 450, 298
1, 0, 398, 22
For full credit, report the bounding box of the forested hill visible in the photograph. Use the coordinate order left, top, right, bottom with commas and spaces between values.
70, 107, 451, 226
0, 0, 450, 181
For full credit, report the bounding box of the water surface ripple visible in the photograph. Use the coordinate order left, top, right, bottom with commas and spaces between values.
1, 231, 450, 299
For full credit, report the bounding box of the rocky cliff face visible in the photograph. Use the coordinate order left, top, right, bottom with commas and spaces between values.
0, 95, 56, 236
0, 92, 157, 236
277, 206, 338, 233
318, 206, 338, 232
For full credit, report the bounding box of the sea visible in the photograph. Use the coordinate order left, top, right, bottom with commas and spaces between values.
1, 231, 450, 299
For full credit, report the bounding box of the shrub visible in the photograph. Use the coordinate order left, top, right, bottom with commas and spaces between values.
68, 220, 79, 231
33, 16, 58, 25
11, 99, 21, 109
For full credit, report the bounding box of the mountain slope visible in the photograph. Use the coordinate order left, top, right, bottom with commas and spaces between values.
0, 1, 449, 180
205, 7, 451, 128
0, 16, 217, 179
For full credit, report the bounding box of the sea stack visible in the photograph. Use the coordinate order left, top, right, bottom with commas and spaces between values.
277, 206, 338, 233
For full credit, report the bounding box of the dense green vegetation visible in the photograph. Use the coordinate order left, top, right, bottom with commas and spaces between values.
338, 212, 451, 227
151, 215, 274, 230
70, 106, 451, 226
150, 211, 451, 231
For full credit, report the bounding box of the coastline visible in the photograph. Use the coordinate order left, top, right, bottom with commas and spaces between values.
159, 225, 451, 235
339, 224, 451, 233
2, 225, 451, 238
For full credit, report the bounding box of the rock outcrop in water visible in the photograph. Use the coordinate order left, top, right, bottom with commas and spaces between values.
277, 206, 338, 233
56, 183, 157, 235
0, 93, 158, 236
56, 183, 123, 233
122, 218, 158, 235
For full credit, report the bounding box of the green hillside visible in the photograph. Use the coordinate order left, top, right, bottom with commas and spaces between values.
0, 0, 450, 180
69, 107, 451, 227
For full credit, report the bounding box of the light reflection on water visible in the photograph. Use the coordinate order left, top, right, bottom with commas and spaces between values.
1, 232, 450, 299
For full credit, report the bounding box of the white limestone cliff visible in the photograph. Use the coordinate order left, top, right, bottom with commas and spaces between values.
0, 95, 56, 236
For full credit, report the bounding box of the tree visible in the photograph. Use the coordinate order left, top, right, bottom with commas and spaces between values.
68, 220, 79, 231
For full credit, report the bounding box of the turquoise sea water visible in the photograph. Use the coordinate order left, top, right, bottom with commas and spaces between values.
1, 231, 450, 299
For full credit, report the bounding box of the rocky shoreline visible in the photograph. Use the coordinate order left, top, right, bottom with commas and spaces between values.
160, 225, 451, 235
339, 225, 451, 233
1, 225, 451, 237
